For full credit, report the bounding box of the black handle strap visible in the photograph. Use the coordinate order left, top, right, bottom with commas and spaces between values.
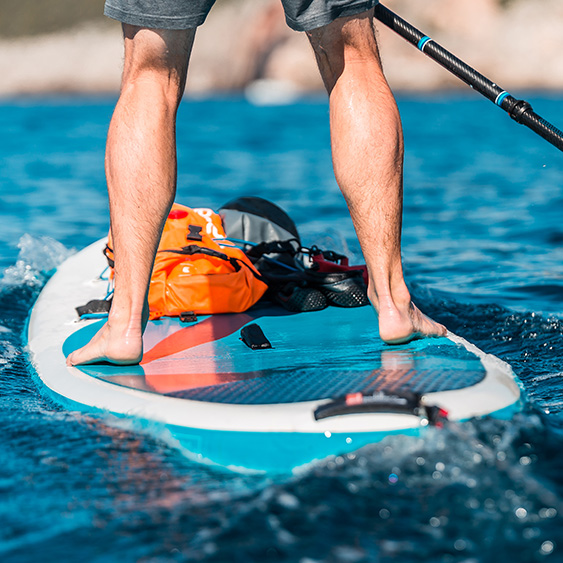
314, 389, 447, 424
245, 239, 300, 260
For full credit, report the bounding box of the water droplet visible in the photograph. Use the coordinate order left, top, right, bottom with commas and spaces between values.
432, 471, 442, 480
539, 508, 557, 519
541, 541, 554, 555
324, 431, 331, 438
454, 539, 467, 551
379, 508, 390, 519
277, 492, 300, 509
429, 517, 440, 527
466, 498, 479, 509
520, 456, 532, 466
346, 437, 352, 444
388, 473, 398, 484
515, 507, 528, 519
436, 462, 445, 471
497, 451, 507, 461
416, 457, 425, 466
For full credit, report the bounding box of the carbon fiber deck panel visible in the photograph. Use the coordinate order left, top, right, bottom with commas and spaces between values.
167, 367, 485, 404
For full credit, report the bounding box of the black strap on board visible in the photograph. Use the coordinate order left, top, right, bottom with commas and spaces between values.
314, 390, 448, 424
240, 323, 273, 350
76, 298, 112, 318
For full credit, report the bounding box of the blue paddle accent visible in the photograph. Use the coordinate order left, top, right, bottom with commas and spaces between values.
495, 91, 510, 107
417, 36, 432, 51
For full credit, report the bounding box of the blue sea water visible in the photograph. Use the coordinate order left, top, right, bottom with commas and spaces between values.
1, 93, 563, 562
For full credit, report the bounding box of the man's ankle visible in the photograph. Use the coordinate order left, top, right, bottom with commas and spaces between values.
368, 281, 411, 313
107, 308, 144, 331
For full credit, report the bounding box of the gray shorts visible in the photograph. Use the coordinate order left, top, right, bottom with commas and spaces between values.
104, 0, 379, 33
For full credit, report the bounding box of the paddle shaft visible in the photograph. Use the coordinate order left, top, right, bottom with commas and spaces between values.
373, 3, 563, 152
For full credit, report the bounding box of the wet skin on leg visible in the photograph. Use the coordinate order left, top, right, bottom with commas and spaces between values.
67, 25, 195, 366
307, 11, 446, 343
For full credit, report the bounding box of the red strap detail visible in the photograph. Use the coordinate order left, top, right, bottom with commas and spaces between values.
312, 255, 368, 285
345, 392, 364, 406
168, 209, 189, 219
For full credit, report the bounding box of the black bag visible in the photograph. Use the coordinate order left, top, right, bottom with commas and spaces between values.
219, 196, 369, 311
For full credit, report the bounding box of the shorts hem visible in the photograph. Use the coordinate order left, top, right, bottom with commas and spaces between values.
104, 4, 207, 29
285, 0, 379, 32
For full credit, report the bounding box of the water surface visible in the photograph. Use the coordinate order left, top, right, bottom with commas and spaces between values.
1, 94, 563, 562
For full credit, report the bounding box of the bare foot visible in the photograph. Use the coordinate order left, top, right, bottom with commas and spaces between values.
66, 320, 144, 366
373, 293, 447, 345
67, 304, 149, 366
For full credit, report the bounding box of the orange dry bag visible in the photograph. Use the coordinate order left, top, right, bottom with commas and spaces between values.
105, 203, 268, 320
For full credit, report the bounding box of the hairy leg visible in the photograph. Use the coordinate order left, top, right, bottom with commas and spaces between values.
307, 12, 446, 343
68, 25, 195, 366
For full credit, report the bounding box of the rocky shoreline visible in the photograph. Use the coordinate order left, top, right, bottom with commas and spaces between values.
0, 0, 562, 97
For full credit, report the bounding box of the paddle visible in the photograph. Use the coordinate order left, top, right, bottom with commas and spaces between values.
373, 3, 563, 152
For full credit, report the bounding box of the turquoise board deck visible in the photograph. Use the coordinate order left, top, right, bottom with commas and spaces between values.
28, 239, 523, 473
64, 307, 486, 402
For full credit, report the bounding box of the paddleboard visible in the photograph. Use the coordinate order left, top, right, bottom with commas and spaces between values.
27, 239, 524, 473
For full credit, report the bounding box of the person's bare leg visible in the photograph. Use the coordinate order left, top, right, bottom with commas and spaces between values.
307, 12, 446, 344
67, 25, 194, 366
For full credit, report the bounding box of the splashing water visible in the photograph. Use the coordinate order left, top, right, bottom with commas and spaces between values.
1, 234, 72, 288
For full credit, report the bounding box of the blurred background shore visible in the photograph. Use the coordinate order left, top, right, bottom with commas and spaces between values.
1, 0, 562, 97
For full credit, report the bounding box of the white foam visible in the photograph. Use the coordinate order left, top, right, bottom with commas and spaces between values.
0, 341, 18, 373
448, 331, 522, 391
1, 234, 73, 287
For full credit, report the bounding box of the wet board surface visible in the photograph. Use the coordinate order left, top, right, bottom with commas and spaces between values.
28, 239, 524, 473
